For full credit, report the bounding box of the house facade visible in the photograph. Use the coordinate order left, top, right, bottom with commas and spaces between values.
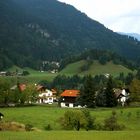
37, 85, 56, 104
114, 88, 129, 106
60, 90, 79, 108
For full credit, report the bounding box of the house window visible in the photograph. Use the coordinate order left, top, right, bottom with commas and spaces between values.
49, 98, 52, 100
65, 103, 69, 107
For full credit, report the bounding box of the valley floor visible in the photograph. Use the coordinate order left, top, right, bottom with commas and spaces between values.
0, 131, 140, 140
0, 105, 140, 140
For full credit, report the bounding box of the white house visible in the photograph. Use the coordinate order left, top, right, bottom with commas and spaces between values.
38, 89, 54, 104
114, 88, 129, 106
120, 89, 129, 106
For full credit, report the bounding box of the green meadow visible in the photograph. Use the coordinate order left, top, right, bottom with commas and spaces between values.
2, 60, 134, 84
0, 131, 140, 140
0, 106, 140, 139
60, 60, 133, 77
0, 106, 140, 130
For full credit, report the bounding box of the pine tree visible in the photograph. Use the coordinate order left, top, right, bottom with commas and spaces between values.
105, 76, 118, 107
78, 75, 96, 108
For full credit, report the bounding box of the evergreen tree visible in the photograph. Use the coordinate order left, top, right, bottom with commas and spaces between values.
136, 68, 140, 80
78, 75, 96, 108
96, 88, 107, 107
125, 72, 134, 85
104, 77, 118, 107
129, 79, 140, 102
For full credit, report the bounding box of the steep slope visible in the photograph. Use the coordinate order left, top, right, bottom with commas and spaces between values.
0, 0, 140, 70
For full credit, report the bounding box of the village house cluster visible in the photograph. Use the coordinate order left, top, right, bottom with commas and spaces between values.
10, 83, 129, 108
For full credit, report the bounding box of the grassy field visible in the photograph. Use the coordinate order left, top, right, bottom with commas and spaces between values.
0, 131, 140, 140
60, 60, 133, 77
3, 66, 58, 84
0, 106, 140, 140
2, 61, 134, 84
1, 106, 140, 130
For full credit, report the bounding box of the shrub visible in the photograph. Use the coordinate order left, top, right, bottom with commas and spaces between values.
44, 124, 52, 131
60, 109, 95, 131
104, 111, 125, 131
22, 71, 30, 76
25, 124, 33, 131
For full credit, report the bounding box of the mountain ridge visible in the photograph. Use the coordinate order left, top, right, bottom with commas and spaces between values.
0, 0, 140, 70
118, 32, 140, 41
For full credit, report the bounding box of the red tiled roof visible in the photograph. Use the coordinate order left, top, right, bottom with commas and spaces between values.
61, 90, 79, 97
19, 84, 26, 91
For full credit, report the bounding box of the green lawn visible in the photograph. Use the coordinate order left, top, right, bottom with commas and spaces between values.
0, 131, 140, 140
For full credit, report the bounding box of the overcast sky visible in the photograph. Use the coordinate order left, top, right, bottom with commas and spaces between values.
58, 0, 140, 34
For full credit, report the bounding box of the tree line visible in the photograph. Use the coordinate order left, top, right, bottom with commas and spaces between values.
0, 80, 38, 106
59, 49, 138, 71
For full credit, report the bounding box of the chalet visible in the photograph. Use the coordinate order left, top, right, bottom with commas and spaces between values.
60, 90, 80, 108
37, 85, 57, 104
114, 88, 129, 106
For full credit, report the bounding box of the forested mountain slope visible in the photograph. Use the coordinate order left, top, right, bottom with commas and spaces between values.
0, 0, 140, 70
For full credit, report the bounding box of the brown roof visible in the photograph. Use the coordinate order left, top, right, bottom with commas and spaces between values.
18, 84, 26, 91
51, 89, 57, 94
114, 88, 123, 98
61, 90, 79, 97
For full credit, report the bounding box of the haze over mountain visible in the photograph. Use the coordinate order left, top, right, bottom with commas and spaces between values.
118, 32, 140, 41
0, 0, 140, 70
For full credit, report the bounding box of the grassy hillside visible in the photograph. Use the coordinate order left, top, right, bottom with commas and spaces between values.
2, 61, 133, 84
60, 60, 133, 76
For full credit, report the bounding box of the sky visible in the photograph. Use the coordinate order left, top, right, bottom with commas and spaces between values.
58, 0, 140, 34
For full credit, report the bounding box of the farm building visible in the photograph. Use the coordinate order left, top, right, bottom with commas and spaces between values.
60, 90, 80, 108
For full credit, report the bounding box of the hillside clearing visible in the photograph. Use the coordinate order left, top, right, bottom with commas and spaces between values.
60, 60, 133, 76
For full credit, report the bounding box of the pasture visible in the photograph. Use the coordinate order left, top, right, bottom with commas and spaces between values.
0, 131, 140, 140
0, 106, 140, 130
2, 60, 134, 84
0, 106, 140, 140
60, 60, 133, 77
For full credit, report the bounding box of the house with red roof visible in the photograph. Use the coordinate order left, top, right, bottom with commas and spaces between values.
60, 90, 80, 108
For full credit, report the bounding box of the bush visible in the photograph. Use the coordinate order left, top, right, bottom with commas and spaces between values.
44, 124, 52, 131
25, 124, 33, 131
22, 71, 30, 76
60, 109, 95, 131
104, 111, 125, 131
